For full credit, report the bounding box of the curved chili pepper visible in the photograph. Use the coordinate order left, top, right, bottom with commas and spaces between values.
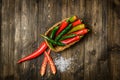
17, 41, 48, 63
55, 24, 72, 41
72, 19, 82, 27
72, 28, 89, 35
60, 34, 77, 40
40, 49, 51, 76
56, 20, 69, 36
61, 36, 83, 45
68, 15, 77, 23
50, 26, 59, 39
44, 50, 56, 75
49, 26, 59, 49
67, 24, 85, 34
40, 34, 65, 46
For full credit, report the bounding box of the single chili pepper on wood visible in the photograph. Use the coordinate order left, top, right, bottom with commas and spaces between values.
44, 50, 56, 75
60, 34, 77, 41
67, 24, 85, 34
72, 28, 89, 36
40, 34, 65, 46
40, 49, 51, 76
68, 15, 77, 23
61, 36, 83, 45
72, 19, 82, 27
18, 41, 48, 63
56, 20, 69, 36
55, 24, 72, 41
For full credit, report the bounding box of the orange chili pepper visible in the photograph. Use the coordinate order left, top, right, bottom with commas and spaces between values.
44, 50, 56, 75
40, 49, 51, 76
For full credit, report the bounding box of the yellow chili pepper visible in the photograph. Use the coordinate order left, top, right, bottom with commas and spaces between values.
67, 24, 85, 34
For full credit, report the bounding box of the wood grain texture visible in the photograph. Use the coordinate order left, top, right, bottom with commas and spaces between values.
110, 51, 120, 80
0, 0, 120, 80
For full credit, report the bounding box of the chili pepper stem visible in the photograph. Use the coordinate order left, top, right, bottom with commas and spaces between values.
80, 35, 84, 38
40, 34, 44, 38
68, 15, 77, 22
88, 29, 90, 32
41, 72, 44, 76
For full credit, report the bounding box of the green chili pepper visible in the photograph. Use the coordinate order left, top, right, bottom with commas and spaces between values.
66, 19, 69, 23
68, 16, 77, 23
55, 24, 72, 41
49, 26, 59, 49
50, 26, 59, 39
48, 42, 54, 49
60, 34, 77, 41
40, 34, 65, 46
67, 24, 85, 34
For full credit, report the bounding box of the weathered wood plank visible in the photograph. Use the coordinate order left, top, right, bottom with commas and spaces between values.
84, 0, 93, 80
14, 0, 22, 79
17, 0, 33, 80
7, 0, 15, 79
84, 0, 110, 80
107, 0, 120, 50
0, 0, 2, 78
1, 0, 15, 79
107, 0, 120, 80
110, 51, 120, 80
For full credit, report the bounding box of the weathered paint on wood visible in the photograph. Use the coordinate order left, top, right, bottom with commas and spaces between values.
0, 0, 120, 80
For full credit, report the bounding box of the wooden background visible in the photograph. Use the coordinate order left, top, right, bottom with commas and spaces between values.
0, 0, 120, 80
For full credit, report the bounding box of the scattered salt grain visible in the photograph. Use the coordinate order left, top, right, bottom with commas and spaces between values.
54, 56, 73, 72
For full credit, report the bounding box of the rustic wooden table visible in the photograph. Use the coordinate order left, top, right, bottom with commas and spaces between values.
0, 0, 120, 80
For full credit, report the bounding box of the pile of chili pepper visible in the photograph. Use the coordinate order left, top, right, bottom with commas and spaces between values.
18, 16, 90, 76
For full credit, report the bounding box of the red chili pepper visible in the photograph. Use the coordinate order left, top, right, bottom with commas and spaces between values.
72, 19, 82, 27
56, 20, 68, 36
17, 41, 48, 63
72, 28, 89, 35
44, 50, 56, 75
61, 36, 83, 45
40, 49, 51, 76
